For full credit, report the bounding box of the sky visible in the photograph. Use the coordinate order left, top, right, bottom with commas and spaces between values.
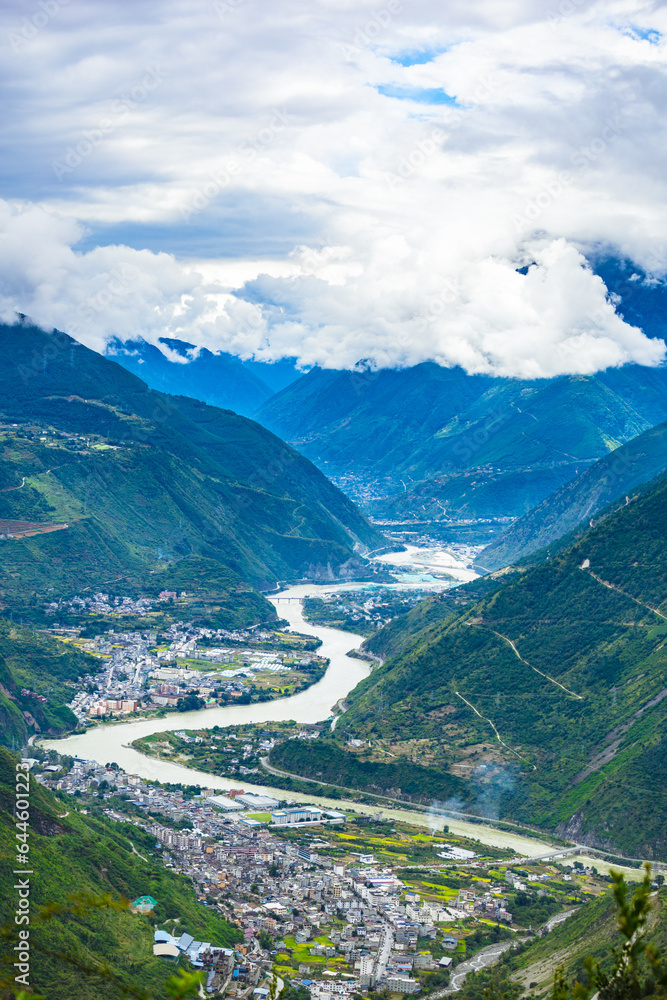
0, 0, 666, 377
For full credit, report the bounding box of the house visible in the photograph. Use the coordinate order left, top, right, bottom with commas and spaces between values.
153, 943, 179, 961
239, 817, 263, 830
271, 807, 323, 826
386, 975, 420, 994
413, 954, 437, 971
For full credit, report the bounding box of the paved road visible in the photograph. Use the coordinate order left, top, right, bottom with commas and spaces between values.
375, 923, 394, 981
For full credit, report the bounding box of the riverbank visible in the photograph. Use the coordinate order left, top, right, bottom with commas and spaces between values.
42, 582, 645, 878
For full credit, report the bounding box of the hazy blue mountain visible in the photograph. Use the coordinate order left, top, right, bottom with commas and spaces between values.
107, 337, 302, 417
243, 355, 305, 392
592, 257, 667, 344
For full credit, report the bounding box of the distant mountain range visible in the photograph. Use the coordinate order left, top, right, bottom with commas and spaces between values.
108, 337, 302, 417
103, 260, 667, 533
255, 362, 667, 526
0, 323, 385, 620
271, 468, 667, 858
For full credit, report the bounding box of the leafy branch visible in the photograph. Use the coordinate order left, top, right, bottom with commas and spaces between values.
550, 865, 667, 1000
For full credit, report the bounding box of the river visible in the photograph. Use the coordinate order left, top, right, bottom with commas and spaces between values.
439, 910, 579, 996
371, 545, 479, 584
42, 582, 642, 874
44, 584, 370, 773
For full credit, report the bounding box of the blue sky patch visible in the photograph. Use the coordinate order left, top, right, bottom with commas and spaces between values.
622, 25, 661, 43
390, 49, 443, 67
376, 84, 457, 105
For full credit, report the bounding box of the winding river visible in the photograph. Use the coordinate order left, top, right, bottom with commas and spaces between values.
42, 583, 642, 872
44, 584, 370, 773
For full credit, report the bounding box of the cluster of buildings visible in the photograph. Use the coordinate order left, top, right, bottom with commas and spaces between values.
20, 687, 48, 703
32, 755, 488, 996
33, 748, 592, 1000
45, 591, 159, 618
59, 623, 322, 723
453, 889, 512, 923
88, 697, 139, 717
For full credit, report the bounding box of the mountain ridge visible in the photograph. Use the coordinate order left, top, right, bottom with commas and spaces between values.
270, 470, 667, 858
108, 336, 302, 417
475, 419, 667, 572
254, 362, 667, 527
0, 323, 386, 616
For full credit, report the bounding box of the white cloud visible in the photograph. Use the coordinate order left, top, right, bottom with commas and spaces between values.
0, 0, 666, 376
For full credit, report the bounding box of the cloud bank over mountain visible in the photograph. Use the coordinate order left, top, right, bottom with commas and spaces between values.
0, 0, 666, 376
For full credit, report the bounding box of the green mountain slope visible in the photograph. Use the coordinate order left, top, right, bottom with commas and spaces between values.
0, 620, 97, 748
255, 363, 667, 525
361, 576, 504, 662
272, 474, 667, 858
511, 884, 667, 996
0, 322, 385, 614
482, 883, 667, 998
476, 419, 667, 572
0, 746, 241, 1000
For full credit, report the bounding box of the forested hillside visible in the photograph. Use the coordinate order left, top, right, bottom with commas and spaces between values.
0, 622, 96, 748
477, 418, 667, 572
0, 323, 385, 616
0, 747, 240, 1000
271, 472, 667, 858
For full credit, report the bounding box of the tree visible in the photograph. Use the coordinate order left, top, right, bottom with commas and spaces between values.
257, 929, 273, 951
548, 866, 667, 1000
176, 693, 204, 712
